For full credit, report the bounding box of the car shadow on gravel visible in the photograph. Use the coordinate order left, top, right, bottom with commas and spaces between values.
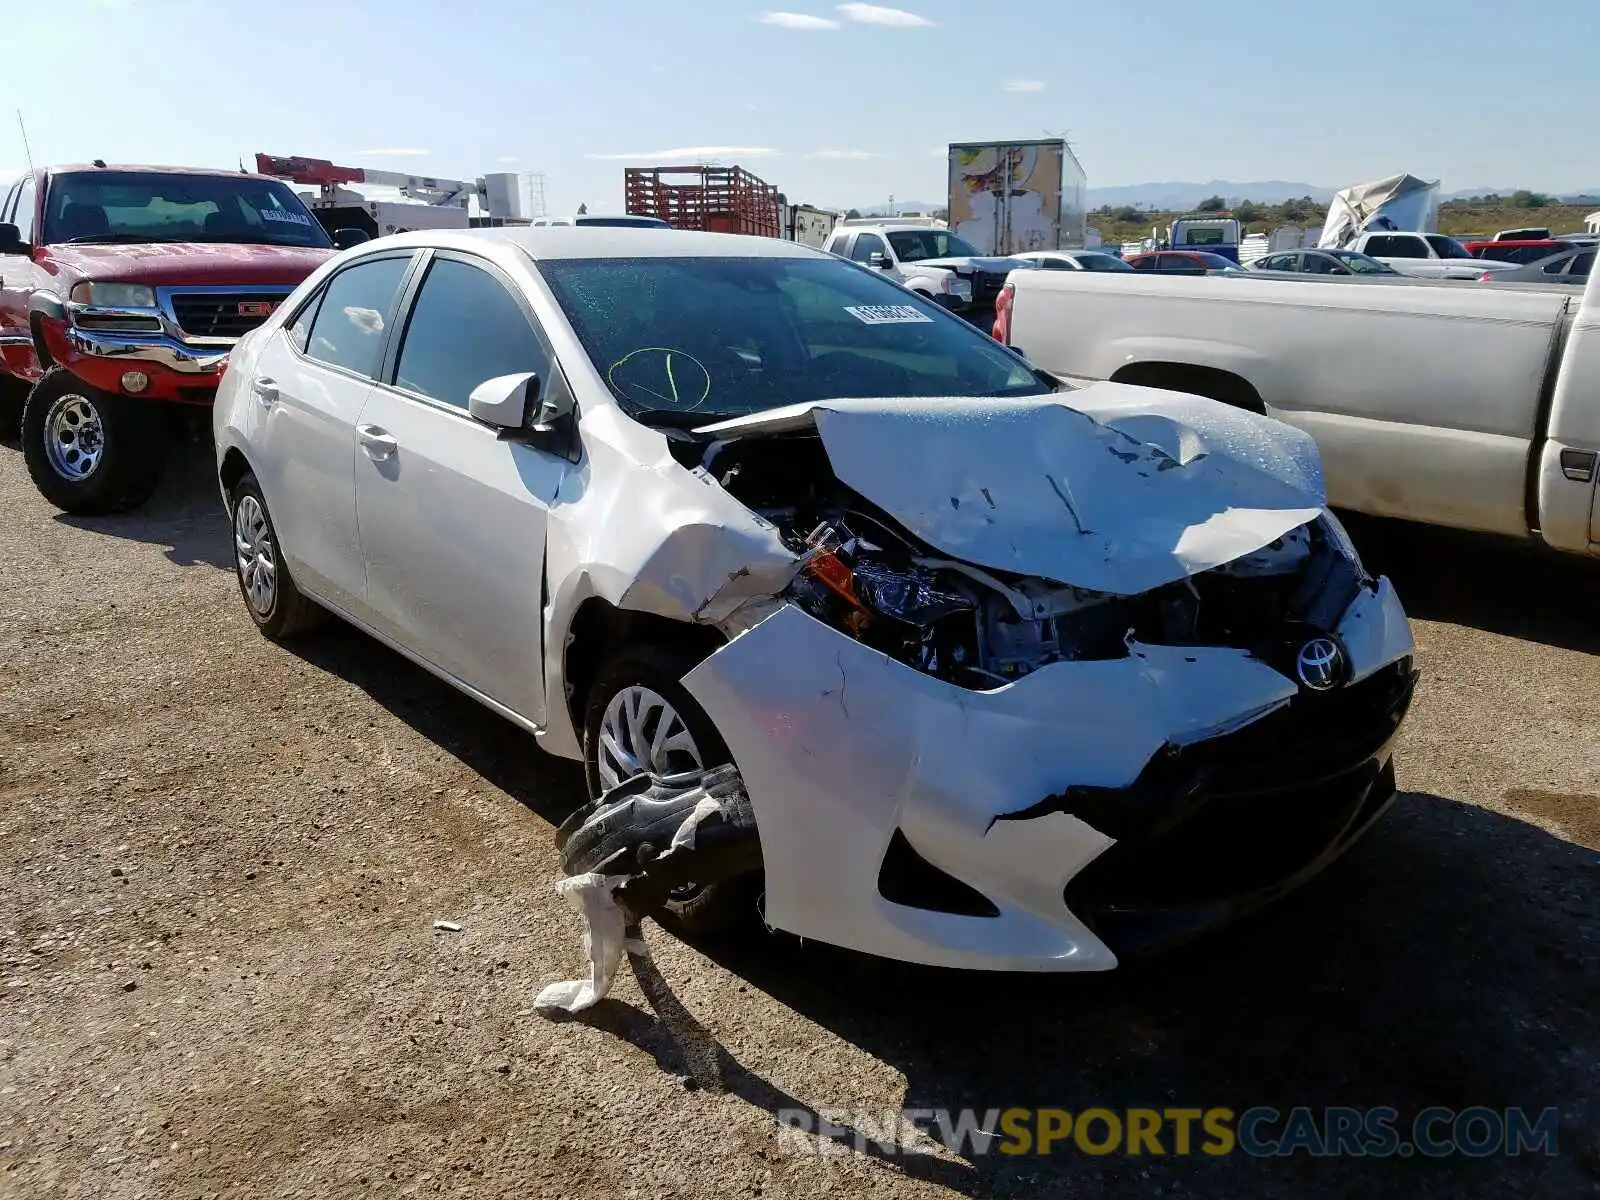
49, 439, 232, 570
683, 794, 1597, 1199
282, 627, 591, 822
1337, 510, 1599, 656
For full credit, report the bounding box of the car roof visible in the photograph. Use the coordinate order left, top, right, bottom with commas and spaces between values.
354, 226, 825, 262
46, 163, 282, 181
1465, 238, 1571, 248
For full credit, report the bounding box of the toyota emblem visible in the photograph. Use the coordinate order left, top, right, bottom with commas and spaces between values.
1295, 637, 1345, 691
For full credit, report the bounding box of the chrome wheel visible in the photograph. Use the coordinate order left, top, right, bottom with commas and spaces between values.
43, 394, 106, 481
233, 494, 278, 617
596, 685, 705, 790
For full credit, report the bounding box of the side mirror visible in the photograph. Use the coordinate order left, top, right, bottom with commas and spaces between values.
332, 227, 371, 250
469, 372, 539, 430
0, 223, 29, 255
469, 371, 578, 459
868, 252, 892, 269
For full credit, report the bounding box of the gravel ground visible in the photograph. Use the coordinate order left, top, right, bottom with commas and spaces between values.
0, 437, 1595, 1200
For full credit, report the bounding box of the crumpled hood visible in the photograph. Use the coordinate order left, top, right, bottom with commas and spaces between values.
46, 242, 336, 288
696, 386, 1328, 596
912, 255, 1028, 275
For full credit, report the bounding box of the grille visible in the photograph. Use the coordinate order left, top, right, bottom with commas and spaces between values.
169, 292, 284, 340
970, 271, 1009, 306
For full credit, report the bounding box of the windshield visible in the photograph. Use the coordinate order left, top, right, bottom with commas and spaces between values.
42, 170, 332, 248
1330, 250, 1396, 274
1192, 252, 1239, 270
885, 229, 982, 262
1079, 253, 1135, 272
575, 216, 671, 228
537, 254, 1049, 421
1479, 243, 1569, 265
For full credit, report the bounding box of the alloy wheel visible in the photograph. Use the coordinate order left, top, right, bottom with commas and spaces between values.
43, 394, 106, 481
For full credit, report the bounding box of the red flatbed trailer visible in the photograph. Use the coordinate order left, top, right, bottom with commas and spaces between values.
624, 165, 782, 238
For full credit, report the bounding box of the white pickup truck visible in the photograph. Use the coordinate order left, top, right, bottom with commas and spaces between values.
994, 267, 1600, 557
1345, 231, 1521, 280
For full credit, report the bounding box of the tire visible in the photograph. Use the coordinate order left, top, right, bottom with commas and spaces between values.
227, 471, 323, 641
21, 369, 166, 514
581, 643, 761, 934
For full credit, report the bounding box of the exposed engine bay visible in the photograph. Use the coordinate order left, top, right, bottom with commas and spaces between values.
686, 432, 1360, 690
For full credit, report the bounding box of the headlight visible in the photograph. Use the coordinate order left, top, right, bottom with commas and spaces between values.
943, 276, 973, 300
69, 282, 157, 309
1320, 510, 1367, 575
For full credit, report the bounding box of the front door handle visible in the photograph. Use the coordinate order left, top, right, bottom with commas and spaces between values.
251, 377, 279, 406
357, 424, 398, 460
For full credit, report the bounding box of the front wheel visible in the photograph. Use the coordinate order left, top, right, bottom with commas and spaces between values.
21, 370, 166, 514
581, 644, 762, 934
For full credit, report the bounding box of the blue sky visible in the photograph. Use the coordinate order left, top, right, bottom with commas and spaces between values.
5, 0, 1595, 213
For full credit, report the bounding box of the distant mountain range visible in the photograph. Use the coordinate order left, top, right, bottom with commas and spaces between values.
846, 181, 1600, 216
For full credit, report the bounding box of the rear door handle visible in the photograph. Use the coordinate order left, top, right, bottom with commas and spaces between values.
357, 424, 398, 460
251, 377, 279, 406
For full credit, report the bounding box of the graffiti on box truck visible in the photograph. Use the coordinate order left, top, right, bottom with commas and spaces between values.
948, 141, 1065, 257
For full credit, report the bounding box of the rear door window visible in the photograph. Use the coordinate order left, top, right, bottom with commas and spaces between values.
1364, 235, 1426, 258
302, 255, 413, 378
12, 177, 36, 243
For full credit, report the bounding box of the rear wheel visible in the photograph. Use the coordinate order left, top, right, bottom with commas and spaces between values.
21, 370, 166, 514
582, 644, 761, 933
228, 471, 323, 641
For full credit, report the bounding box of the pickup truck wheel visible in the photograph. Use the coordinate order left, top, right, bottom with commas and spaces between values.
228, 471, 323, 641
21, 370, 166, 514
582, 644, 762, 935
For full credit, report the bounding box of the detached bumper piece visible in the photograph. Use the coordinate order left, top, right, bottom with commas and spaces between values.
554, 765, 762, 919
1054, 659, 1419, 959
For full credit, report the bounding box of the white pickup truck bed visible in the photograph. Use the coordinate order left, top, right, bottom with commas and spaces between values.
999, 269, 1600, 556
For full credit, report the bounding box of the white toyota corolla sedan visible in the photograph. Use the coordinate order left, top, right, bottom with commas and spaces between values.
213, 227, 1418, 972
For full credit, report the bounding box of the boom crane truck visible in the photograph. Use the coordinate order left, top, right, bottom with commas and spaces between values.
254, 153, 533, 240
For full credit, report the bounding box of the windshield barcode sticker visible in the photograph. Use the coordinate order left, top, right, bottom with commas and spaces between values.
261, 209, 313, 226
844, 304, 934, 325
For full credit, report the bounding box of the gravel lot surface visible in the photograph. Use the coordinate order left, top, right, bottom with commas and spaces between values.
0, 437, 1595, 1200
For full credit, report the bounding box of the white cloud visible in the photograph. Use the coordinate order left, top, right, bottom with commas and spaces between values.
585, 146, 781, 161
1004, 79, 1046, 92
811, 149, 877, 160
757, 11, 840, 29
495, 156, 519, 163
837, 3, 936, 27
356, 148, 430, 157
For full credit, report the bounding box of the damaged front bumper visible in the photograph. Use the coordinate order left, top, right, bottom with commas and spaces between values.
676, 576, 1415, 972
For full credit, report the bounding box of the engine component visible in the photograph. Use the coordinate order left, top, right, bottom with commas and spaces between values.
701, 432, 1360, 692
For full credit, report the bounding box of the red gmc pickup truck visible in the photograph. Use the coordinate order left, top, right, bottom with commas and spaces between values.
0, 163, 349, 513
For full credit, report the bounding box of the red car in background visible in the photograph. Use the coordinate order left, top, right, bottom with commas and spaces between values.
1124, 250, 1246, 275
0, 163, 347, 513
